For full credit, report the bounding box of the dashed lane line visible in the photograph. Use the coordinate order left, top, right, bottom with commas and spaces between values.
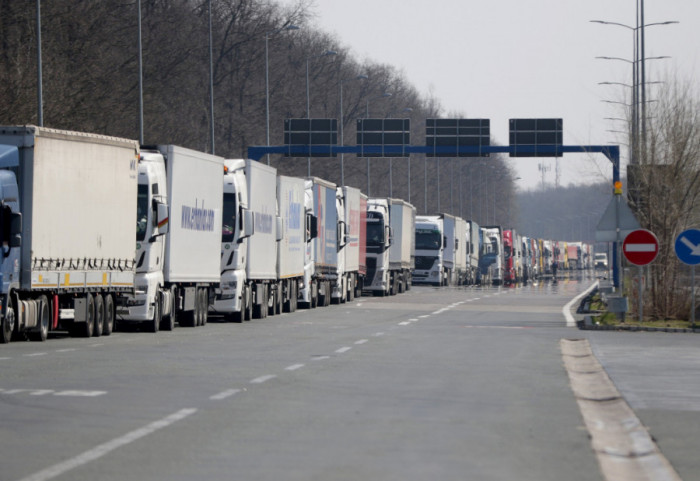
335, 347, 352, 354
285, 363, 305, 371
250, 375, 277, 384
16, 408, 197, 481
209, 389, 241, 401
354, 339, 368, 345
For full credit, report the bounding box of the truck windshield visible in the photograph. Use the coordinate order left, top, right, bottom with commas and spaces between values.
222, 193, 236, 243
366, 214, 384, 247
415, 229, 441, 250
136, 183, 148, 242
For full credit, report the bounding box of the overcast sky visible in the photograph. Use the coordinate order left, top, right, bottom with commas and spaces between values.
277, 0, 699, 190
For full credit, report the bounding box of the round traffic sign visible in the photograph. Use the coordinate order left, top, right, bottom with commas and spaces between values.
675, 228, 700, 266
623, 229, 659, 266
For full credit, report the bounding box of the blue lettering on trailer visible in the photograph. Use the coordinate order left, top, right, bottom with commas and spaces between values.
181, 200, 215, 232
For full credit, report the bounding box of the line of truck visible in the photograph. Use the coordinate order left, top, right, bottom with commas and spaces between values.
0, 126, 599, 345
0, 126, 417, 344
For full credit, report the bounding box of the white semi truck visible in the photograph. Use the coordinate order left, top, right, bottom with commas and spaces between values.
481, 225, 504, 286
0, 126, 138, 342
212, 159, 285, 321
332, 186, 367, 303
117, 144, 223, 331
300, 177, 338, 308
366, 198, 415, 295
465, 220, 481, 285
413, 214, 464, 286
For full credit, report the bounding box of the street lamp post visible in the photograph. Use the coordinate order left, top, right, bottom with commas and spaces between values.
305, 49, 337, 176
339, 74, 368, 186
592, 18, 678, 163
364, 92, 391, 195
265, 24, 299, 165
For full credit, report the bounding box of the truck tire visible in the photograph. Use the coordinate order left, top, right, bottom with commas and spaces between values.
253, 283, 267, 319
93, 294, 104, 337
244, 285, 253, 321
147, 294, 161, 333
74, 294, 95, 338
160, 288, 176, 331
28, 296, 49, 342
200, 288, 209, 326
103, 294, 115, 336
1, 307, 15, 344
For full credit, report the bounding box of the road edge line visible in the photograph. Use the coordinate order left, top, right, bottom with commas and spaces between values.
563, 280, 599, 327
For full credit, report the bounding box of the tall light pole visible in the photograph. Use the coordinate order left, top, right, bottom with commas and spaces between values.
306, 49, 337, 176
364, 92, 391, 195
36, 0, 43, 127
137, 0, 144, 144
207, 0, 215, 154
265, 24, 299, 165
385, 107, 412, 199
339, 74, 368, 186
592, 18, 677, 163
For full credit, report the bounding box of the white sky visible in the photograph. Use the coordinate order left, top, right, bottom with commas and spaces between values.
278, 0, 699, 190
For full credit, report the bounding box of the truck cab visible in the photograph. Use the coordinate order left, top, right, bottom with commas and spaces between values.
117, 150, 171, 330
413, 216, 446, 286
365, 199, 392, 295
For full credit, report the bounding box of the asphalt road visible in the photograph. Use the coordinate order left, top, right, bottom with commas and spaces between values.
2, 275, 692, 481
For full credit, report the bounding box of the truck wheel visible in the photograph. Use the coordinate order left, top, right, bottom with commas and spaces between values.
93, 294, 104, 337
103, 294, 115, 336
160, 288, 176, 331
1, 307, 15, 344
267, 284, 277, 316
275, 284, 282, 315
200, 288, 208, 326
29, 296, 49, 342
147, 294, 160, 333
283, 281, 292, 313
253, 283, 267, 319
77, 294, 95, 338
244, 286, 253, 321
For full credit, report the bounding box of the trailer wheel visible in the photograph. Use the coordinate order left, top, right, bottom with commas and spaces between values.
1, 306, 15, 344
29, 296, 49, 342
200, 288, 209, 326
253, 283, 267, 319
75, 294, 95, 338
103, 294, 115, 336
93, 294, 104, 337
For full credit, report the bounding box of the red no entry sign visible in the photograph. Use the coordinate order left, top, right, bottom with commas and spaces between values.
623, 229, 659, 266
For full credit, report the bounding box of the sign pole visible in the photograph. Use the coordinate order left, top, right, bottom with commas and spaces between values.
692, 266, 696, 329
638, 265, 643, 323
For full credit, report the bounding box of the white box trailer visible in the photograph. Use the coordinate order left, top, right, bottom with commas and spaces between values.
118, 144, 223, 330
276, 174, 305, 312
0, 126, 138, 342
300, 177, 338, 308
332, 186, 367, 303
388, 198, 415, 291
454, 216, 468, 285
466, 220, 480, 285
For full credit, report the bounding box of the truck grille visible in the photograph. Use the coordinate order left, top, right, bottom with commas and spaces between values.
415, 256, 437, 270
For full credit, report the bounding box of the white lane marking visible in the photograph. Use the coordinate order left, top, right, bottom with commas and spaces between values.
285, 363, 305, 371
335, 347, 352, 354
56, 349, 76, 353
418, 315, 430, 318
16, 408, 197, 481
408, 318, 419, 322
354, 339, 368, 345
0, 357, 11, 361
210, 389, 241, 401
563, 281, 599, 327
54, 390, 106, 397
312, 355, 330, 361
250, 375, 277, 384
355, 303, 363, 307
373, 332, 385, 337
89, 344, 104, 348
398, 321, 411, 326
24, 353, 48, 357
29, 390, 54, 396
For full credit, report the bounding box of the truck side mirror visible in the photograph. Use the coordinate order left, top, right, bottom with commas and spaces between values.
443, 235, 447, 248
276, 216, 284, 242
10, 212, 21, 247
306, 214, 318, 242
239, 210, 254, 242
156, 202, 169, 236
337, 221, 347, 248
386, 226, 393, 247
